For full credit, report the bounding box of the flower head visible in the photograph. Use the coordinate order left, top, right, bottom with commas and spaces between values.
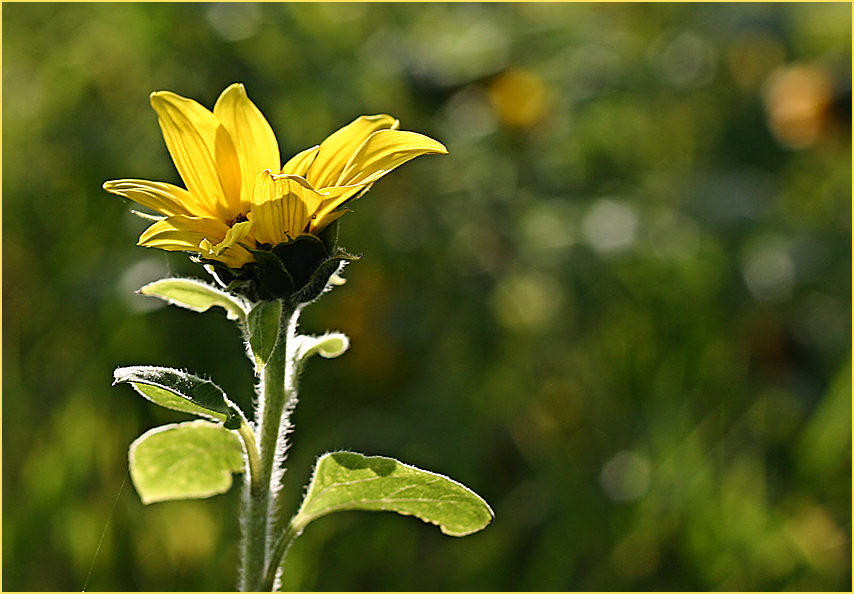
105, 84, 447, 301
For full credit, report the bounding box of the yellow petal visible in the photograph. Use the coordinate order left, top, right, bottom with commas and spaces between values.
308, 206, 349, 235
309, 185, 365, 228
199, 219, 254, 257
306, 115, 398, 188
337, 129, 448, 187
150, 91, 242, 221
207, 246, 254, 269
282, 145, 319, 177
138, 214, 227, 251
249, 170, 325, 245
307, 130, 447, 226
138, 215, 253, 268
213, 84, 281, 214
102, 179, 198, 217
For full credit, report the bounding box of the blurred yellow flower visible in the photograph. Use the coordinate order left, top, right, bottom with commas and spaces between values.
104, 83, 447, 268
488, 68, 550, 129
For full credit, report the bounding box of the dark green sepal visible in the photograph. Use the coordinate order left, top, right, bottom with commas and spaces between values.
249, 249, 297, 301
192, 219, 357, 304
194, 257, 247, 295
271, 234, 330, 290
291, 248, 361, 304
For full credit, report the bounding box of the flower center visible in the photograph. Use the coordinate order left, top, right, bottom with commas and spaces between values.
228, 213, 249, 226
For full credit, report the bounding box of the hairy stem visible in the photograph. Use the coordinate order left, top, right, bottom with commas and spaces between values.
239, 303, 300, 591
236, 419, 262, 493
261, 519, 303, 591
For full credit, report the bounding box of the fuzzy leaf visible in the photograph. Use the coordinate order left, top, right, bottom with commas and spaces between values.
113, 366, 244, 429
140, 277, 248, 322
248, 300, 282, 373
129, 420, 245, 504
292, 332, 350, 365
292, 452, 493, 537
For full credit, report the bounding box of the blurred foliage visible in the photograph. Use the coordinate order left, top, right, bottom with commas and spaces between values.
3, 2, 851, 591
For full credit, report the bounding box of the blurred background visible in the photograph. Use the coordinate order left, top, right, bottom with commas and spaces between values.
3, 2, 851, 591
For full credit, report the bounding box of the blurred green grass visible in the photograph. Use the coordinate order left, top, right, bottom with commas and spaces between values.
3, 2, 851, 591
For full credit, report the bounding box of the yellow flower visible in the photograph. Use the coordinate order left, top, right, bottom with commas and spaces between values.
104, 83, 447, 269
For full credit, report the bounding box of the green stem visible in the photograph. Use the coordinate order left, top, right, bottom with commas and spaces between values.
239, 302, 300, 592
236, 420, 262, 494
260, 519, 303, 591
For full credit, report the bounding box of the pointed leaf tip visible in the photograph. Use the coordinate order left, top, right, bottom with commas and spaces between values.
247, 300, 283, 373
113, 365, 244, 429
140, 277, 249, 322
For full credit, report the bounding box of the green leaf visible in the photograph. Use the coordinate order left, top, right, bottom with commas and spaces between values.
292, 452, 494, 537
139, 277, 249, 323
248, 300, 282, 373
292, 332, 350, 365
129, 420, 245, 504
113, 366, 244, 429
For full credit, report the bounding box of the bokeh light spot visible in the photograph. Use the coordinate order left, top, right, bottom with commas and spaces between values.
654, 30, 717, 89
763, 63, 834, 149
488, 68, 551, 129
118, 257, 170, 313
741, 236, 796, 302
582, 198, 638, 254
600, 450, 652, 502
205, 2, 261, 42
491, 271, 564, 332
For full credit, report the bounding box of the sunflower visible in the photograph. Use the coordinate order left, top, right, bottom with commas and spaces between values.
104, 84, 447, 279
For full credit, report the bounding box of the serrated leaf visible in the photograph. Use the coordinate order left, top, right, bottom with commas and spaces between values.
140, 277, 248, 322
113, 366, 244, 429
129, 420, 245, 504
248, 300, 282, 373
292, 452, 493, 537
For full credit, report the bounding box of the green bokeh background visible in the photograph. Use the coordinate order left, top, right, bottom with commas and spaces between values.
3, 2, 851, 591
